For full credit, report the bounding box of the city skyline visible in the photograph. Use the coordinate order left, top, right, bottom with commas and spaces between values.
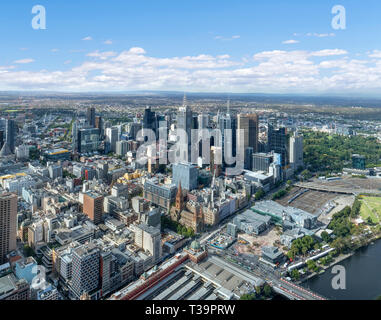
1, 1, 381, 307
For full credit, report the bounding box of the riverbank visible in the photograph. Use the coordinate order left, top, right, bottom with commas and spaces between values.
302, 237, 381, 300
298, 232, 381, 284
299, 252, 354, 284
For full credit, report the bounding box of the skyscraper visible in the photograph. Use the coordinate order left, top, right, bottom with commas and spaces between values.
172, 162, 199, 191
0, 193, 17, 264
5, 119, 16, 154
105, 127, 119, 154
72, 120, 78, 153
289, 131, 304, 169
143, 107, 156, 135
78, 128, 100, 154
127, 122, 142, 141
177, 94, 193, 163
237, 113, 259, 153
268, 121, 287, 167
198, 113, 208, 129
87, 107, 96, 128
217, 101, 237, 166
0, 130, 4, 149
95, 116, 102, 130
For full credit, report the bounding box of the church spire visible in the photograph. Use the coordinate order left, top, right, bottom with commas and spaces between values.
175, 182, 184, 211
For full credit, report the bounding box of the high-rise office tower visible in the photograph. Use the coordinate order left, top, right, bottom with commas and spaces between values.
289, 131, 304, 169
177, 94, 193, 163
70, 243, 100, 299
172, 162, 199, 191
237, 113, 259, 153
0, 130, 4, 149
127, 122, 142, 141
143, 107, 156, 137
72, 120, 78, 153
244, 147, 254, 170
78, 128, 100, 154
0, 193, 17, 264
5, 119, 16, 153
217, 101, 237, 166
268, 120, 287, 167
105, 127, 119, 154
198, 113, 209, 129
267, 118, 277, 150
87, 107, 96, 128
95, 116, 102, 130
83, 193, 104, 224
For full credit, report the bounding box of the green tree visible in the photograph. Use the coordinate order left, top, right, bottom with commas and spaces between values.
290, 269, 300, 280
255, 286, 261, 295
306, 260, 318, 272
263, 284, 272, 297
23, 244, 34, 257
255, 188, 265, 200
321, 231, 331, 243
240, 293, 256, 300
301, 169, 312, 181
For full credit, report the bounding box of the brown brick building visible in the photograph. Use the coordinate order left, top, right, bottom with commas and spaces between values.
83, 193, 104, 224
0, 193, 17, 264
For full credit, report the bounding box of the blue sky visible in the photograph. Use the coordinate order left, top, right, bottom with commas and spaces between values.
1, 0, 381, 94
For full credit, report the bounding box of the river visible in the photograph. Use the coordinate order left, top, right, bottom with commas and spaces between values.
302, 239, 381, 300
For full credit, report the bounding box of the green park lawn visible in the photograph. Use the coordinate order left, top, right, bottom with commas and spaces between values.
359, 196, 381, 224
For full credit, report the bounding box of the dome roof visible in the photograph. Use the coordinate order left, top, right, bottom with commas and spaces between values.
190, 240, 201, 251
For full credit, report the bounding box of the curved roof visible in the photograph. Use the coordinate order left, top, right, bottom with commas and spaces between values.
190, 240, 201, 251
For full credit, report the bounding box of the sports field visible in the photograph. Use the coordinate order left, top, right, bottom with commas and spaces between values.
359, 196, 381, 224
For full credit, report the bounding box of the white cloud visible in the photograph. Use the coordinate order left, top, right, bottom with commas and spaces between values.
2, 47, 381, 94
282, 39, 299, 44
128, 47, 146, 55
51, 49, 59, 53
214, 35, 241, 41
87, 50, 117, 60
104, 40, 113, 45
369, 50, 381, 58
14, 59, 35, 64
0, 66, 15, 71
82, 36, 93, 41
306, 32, 335, 38
310, 49, 347, 57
